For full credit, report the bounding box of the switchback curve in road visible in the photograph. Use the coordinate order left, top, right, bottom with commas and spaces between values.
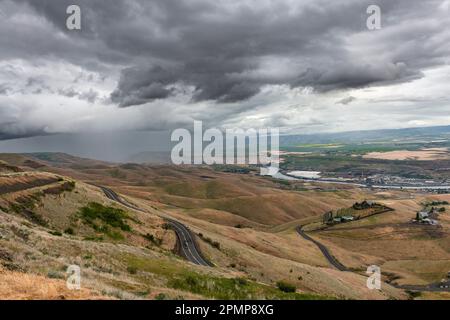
97, 185, 212, 267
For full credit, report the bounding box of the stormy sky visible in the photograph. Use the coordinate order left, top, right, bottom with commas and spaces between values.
0, 0, 449, 148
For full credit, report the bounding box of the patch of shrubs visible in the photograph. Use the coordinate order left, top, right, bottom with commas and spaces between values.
198, 233, 220, 250
276, 281, 296, 293
427, 201, 449, 206
79, 202, 131, 237
12, 206, 48, 227
43, 181, 76, 195
352, 200, 380, 210
9, 193, 49, 227
235, 277, 247, 286
143, 233, 162, 246
155, 293, 167, 300
127, 266, 138, 274
212, 165, 251, 174
47, 270, 64, 279
64, 227, 75, 235
406, 290, 422, 299
83, 236, 104, 242
11, 193, 42, 211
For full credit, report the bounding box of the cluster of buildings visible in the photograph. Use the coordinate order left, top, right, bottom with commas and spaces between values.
365, 174, 438, 186
414, 209, 439, 225
322, 210, 355, 225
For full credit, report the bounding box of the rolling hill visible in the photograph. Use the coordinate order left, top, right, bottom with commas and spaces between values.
0, 153, 408, 300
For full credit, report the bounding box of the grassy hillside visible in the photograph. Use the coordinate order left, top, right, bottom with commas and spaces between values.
0, 153, 407, 300
0, 266, 107, 300
308, 195, 450, 286
32, 161, 355, 226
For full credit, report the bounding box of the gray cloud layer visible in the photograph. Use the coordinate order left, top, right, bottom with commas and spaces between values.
9, 0, 449, 103
0, 0, 449, 140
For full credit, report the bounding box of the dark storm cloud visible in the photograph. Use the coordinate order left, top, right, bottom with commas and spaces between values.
336, 96, 356, 105
110, 62, 262, 107
58, 87, 99, 103
0, 103, 47, 140
294, 62, 424, 92
6, 0, 448, 107
0, 84, 10, 95
0, 129, 49, 141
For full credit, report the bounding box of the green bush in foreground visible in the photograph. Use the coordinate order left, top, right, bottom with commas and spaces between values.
276, 281, 297, 293
79, 202, 131, 239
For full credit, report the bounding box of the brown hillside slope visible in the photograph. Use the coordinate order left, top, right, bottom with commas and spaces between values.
0, 154, 409, 299
0, 267, 106, 300
33, 161, 356, 226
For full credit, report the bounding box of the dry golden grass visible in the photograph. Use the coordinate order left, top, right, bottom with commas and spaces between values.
37, 163, 357, 226
418, 292, 450, 300
163, 209, 405, 300
0, 267, 105, 300
0, 154, 443, 299
311, 194, 450, 285
32, 161, 415, 298
0, 206, 225, 300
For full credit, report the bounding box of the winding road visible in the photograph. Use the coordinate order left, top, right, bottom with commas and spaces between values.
296, 225, 450, 292
296, 226, 347, 271
98, 185, 449, 291
165, 218, 213, 267
98, 186, 212, 267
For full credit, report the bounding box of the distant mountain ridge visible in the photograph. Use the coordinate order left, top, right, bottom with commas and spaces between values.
281, 125, 450, 145
2, 125, 450, 164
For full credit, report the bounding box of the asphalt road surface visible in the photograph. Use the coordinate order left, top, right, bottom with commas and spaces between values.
296, 225, 450, 292
165, 218, 213, 267
98, 185, 450, 291
296, 226, 347, 271
98, 186, 212, 267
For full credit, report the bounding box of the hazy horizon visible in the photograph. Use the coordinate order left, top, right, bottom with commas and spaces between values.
2, 123, 450, 163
